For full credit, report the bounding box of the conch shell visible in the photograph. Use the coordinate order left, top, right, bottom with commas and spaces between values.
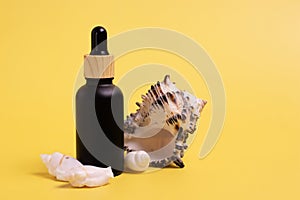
40, 152, 113, 187
124, 151, 150, 172
124, 75, 206, 168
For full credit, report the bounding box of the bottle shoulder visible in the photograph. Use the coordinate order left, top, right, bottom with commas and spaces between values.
96, 84, 123, 98
76, 83, 123, 98
76, 84, 95, 98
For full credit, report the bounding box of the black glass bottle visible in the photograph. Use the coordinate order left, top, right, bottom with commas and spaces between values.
76, 26, 124, 176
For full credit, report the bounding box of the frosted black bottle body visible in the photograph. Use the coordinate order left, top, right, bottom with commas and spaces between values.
76, 78, 124, 176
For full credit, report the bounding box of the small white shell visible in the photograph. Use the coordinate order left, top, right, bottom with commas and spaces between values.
68, 166, 114, 187
124, 151, 150, 172
40, 152, 83, 181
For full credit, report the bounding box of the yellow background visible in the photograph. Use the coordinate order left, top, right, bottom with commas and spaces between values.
1, 0, 299, 199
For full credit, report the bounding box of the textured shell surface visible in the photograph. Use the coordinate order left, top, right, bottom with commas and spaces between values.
40, 152, 114, 187
67, 166, 114, 187
40, 152, 83, 180
124, 75, 207, 168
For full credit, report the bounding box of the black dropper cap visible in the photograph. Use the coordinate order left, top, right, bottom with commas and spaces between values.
90, 26, 109, 55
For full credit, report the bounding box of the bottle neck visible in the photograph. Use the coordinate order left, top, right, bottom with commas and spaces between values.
86, 78, 113, 86
98, 78, 113, 85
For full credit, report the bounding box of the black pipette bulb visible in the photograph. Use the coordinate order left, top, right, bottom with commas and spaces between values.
90, 26, 109, 55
